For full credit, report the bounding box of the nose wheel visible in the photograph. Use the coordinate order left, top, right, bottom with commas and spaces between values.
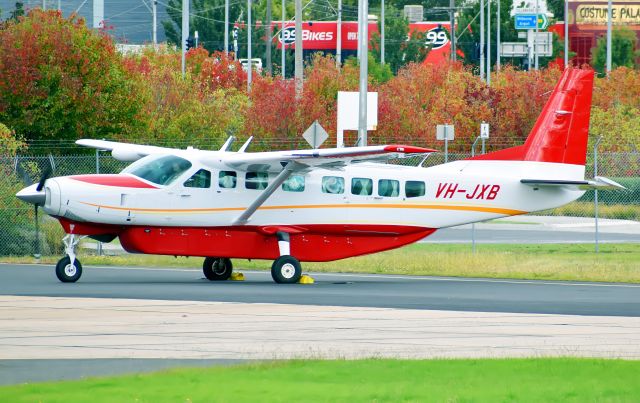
55, 234, 84, 283
203, 257, 233, 281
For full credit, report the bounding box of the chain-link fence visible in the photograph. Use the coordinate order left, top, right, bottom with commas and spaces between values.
0, 151, 638, 257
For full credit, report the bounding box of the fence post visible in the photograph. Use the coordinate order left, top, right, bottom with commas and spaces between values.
594, 136, 603, 253
96, 149, 103, 256
470, 136, 482, 254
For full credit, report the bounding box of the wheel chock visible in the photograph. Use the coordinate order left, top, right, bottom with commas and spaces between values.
230, 272, 245, 281
298, 274, 315, 284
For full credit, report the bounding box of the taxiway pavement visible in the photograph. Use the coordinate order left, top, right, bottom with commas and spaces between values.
1, 264, 639, 384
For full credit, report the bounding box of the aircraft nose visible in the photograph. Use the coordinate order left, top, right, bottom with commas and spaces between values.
16, 184, 46, 205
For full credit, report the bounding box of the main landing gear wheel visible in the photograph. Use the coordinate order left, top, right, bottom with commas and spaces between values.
271, 255, 302, 284
203, 257, 233, 281
55, 256, 83, 283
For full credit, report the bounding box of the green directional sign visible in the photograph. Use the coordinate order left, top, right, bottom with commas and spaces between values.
537, 14, 549, 30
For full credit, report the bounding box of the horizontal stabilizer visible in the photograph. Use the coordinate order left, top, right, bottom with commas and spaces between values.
521, 176, 626, 190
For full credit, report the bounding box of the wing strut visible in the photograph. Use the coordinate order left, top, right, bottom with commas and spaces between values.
233, 162, 298, 225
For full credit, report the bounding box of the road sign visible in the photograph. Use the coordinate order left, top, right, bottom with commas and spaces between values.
436, 124, 455, 141
303, 120, 329, 149
480, 123, 490, 139
514, 14, 537, 30
537, 14, 549, 29
501, 32, 553, 57
514, 14, 548, 30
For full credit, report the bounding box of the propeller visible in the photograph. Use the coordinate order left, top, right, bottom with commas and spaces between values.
36, 165, 52, 192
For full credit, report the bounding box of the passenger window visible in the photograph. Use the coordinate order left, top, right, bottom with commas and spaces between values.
246, 171, 269, 190
283, 175, 305, 192
218, 171, 237, 189
351, 178, 373, 196
378, 179, 400, 197
405, 181, 425, 198
322, 176, 345, 194
184, 169, 211, 188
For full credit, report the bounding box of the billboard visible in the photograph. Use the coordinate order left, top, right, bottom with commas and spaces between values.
272, 21, 455, 64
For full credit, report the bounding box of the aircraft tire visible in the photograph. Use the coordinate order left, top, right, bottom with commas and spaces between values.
271, 255, 302, 284
55, 256, 82, 283
203, 257, 233, 281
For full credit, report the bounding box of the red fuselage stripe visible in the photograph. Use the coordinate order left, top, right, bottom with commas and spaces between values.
69, 175, 157, 189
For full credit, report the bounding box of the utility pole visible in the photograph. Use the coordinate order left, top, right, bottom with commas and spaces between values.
337, 0, 342, 66
225, 0, 229, 55
487, 0, 491, 85
480, 0, 485, 81
58, 0, 61, 11
496, 0, 500, 71
449, 0, 456, 61
248, 0, 253, 91
534, 0, 539, 70
42, 0, 46, 10
295, 0, 303, 96
266, 0, 273, 75
181, 0, 189, 78
93, 0, 104, 28
152, 0, 158, 45
606, 0, 612, 74
381, 0, 385, 65
358, 0, 368, 146
282, 0, 286, 77
564, 0, 568, 67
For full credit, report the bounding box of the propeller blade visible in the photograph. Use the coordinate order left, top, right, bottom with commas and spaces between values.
36, 166, 52, 192
13, 158, 33, 186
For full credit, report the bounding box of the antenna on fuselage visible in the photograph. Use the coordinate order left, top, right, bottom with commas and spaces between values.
238, 136, 253, 153
219, 136, 236, 152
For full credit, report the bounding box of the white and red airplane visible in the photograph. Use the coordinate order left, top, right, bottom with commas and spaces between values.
16, 68, 622, 284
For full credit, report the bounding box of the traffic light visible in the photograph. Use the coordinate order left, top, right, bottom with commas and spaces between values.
186, 37, 195, 50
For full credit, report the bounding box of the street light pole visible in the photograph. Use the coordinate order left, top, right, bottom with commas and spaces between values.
480, 0, 485, 81
358, 0, 368, 146
337, 0, 342, 66
564, 0, 569, 67
381, 0, 385, 65
181, 0, 189, 78
606, 0, 612, 74
247, 0, 252, 91
225, 0, 229, 56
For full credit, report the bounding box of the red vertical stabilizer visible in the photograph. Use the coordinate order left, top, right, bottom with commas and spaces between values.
471, 68, 594, 165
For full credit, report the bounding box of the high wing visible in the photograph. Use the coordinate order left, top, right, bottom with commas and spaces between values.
76, 139, 174, 162
216, 144, 438, 172
77, 138, 438, 170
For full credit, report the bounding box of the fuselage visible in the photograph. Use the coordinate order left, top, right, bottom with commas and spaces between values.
32, 152, 586, 261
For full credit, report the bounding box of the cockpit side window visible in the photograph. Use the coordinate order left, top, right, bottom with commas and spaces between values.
184, 169, 211, 188
122, 155, 192, 186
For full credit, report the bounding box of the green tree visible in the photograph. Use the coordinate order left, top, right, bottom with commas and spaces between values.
9, 2, 25, 21
162, 0, 277, 68
592, 27, 640, 75
0, 10, 146, 143
370, 5, 428, 74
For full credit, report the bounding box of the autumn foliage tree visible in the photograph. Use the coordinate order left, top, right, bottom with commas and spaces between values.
0, 10, 146, 143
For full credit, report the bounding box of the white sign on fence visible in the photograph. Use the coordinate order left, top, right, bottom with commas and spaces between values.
336, 91, 378, 148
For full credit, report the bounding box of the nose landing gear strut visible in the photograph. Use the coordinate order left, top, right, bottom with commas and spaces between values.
55, 234, 85, 283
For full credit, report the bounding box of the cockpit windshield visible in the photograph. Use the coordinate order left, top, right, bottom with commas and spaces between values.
121, 155, 192, 186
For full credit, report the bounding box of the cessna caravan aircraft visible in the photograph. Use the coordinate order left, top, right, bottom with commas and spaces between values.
16, 68, 622, 284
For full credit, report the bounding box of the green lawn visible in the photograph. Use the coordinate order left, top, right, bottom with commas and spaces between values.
3, 359, 640, 402
3, 243, 640, 283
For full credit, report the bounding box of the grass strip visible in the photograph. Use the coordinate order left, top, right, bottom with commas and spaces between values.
2, 358, 640, 402
3, 243, 639, 283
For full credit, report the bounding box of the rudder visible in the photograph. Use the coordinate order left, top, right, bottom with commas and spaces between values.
471, 68, 594, 166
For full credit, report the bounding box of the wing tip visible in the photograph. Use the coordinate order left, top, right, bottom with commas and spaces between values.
384, 145, 438, 154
